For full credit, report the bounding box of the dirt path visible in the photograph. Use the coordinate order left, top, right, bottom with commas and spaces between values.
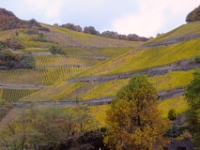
0, 83, 46, 89
0, 108, 23, 132
13, 87, 185, 108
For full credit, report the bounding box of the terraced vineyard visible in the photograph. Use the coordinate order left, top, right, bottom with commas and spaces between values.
74, 38, 200, 77
0, 88, 38, 102
143, 21, 200, 47
20, 70, 194, 102
35, 55, 104, 68
0, 68, 85, 85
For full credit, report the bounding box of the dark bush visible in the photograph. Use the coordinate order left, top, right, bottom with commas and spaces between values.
194, 55, 200, 63
19, 54, 35, 69
49, 46, 62, 54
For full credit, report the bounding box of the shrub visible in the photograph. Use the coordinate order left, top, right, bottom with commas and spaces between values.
182, 130, 192, 140
49, 46, 62, 54
19, 54, 35, 69
0, 50, 20, 69
194, 55, 200, 63
168, 108, 177, 121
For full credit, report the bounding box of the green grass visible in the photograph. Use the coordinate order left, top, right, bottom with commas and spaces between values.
75, 38, 200, 76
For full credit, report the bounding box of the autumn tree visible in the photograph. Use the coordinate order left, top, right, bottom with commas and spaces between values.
0, 105, 98, 149
184, 69, 200, 147
104, 75, 167, 150
186, 5, 200, 23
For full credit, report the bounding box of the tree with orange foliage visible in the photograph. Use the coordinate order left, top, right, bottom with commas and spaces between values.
104, 75, 168, 150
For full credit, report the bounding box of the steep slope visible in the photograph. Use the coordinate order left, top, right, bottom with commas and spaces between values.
141, 21, 200, 47
20, 22, 200, 116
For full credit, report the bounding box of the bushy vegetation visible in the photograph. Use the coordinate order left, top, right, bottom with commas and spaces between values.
0, 8, 49, 31
41, 24, 143, 48
0, 105, 100, 150
19, 53, 35, 69
49, 45, 63, 54
168, 108, 177, 121
0, 99, 12, 121
60, 23, 149, 41
0, 50, 20, 69
186, 5, 200, 23
194, 55, 200, 63
0, 50, 36, 69
184, 69, 200, 147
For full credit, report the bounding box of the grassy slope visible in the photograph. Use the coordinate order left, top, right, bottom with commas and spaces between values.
144, 21, 200, 45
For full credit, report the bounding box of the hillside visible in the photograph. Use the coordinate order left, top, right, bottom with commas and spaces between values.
19, 22, 200, 104
0, 8, 146, 132
1, 9, 200, 148
141, 21, 200, 47
17, 21, 200, 128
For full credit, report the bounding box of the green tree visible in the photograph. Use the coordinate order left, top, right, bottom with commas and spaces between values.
184, 69, 200, 147
104, 75, 168, 150
168, 108, 177, 121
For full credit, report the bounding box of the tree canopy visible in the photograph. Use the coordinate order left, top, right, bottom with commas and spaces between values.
104, 75, 168, 150
186, 5, 200, 23
184, 69, 200, 147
